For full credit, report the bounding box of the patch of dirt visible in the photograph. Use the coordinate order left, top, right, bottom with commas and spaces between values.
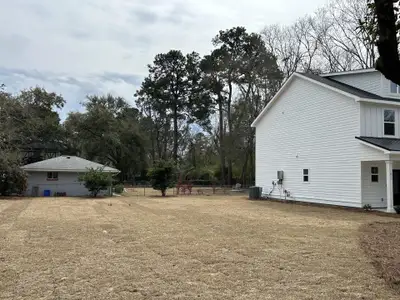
360, 221, 400, 294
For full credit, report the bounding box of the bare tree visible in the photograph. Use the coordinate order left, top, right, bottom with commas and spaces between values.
262, 22, 307, 78
314, 0, 376, 71
262, 0, 377, 77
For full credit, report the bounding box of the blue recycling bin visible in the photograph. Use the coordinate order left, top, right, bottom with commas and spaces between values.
43, 190, 51, 197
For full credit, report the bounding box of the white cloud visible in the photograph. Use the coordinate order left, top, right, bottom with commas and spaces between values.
0, 0, 328, 115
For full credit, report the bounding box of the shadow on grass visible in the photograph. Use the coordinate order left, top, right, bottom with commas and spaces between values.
360, 222, 400, 295
0, 196, 26, 201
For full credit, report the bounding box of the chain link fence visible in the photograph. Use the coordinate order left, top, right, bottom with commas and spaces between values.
123, 183, 249, 197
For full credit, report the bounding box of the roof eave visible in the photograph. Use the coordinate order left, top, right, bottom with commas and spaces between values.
251, 74, 296, 127
21, 168, 120, 173
355, 137, 400, 154
356, 139, 389, 153
356, 98, 400, 106
320, 68, 377, 77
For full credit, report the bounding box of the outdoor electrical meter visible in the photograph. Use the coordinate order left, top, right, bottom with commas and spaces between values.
277, 170, 284, 184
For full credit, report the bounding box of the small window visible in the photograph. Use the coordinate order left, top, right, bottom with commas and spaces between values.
384, 109, 395, 136
390, 81, 400, 94
371, 167, 379, 182
47, 172, 58, 181
303, 169, 309, 182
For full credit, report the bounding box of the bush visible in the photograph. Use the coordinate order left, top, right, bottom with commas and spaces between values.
147, 160, 176, 197
394, 206, 400, 214
113, 184, 124, 194
363, 204, 372, 211
78, 167, 113, 197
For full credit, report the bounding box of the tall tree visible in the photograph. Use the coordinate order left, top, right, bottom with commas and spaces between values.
0, 86, 66, 164
17, 87, 65, 152
202, 27, 282, 185
136, 50, 212, 164
64, 94, 147, 182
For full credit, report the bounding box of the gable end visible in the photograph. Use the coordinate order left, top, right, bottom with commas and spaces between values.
251, 73, 359, 128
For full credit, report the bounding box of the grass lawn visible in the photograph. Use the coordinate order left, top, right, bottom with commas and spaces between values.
0, 194, 399, 299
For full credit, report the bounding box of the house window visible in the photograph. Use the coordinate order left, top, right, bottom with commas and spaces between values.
371, 167, 379, 182
303, 169, 309, 182
384, 109, 395, 136
390, 81, 400, 94
47, 172, 58, 181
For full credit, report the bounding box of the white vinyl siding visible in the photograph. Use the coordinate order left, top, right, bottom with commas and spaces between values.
382, 78, 400, 99
255, 76, 362, 207
359, 143, 387, 161
361, 161, 386, 208
360, 102, 400, 138
327, 71, 383, 96
25, 172, 90, 197
390, 81, 400, 94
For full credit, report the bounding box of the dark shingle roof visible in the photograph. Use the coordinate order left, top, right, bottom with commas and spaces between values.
21, 156, 119, 172
300, 72, 400, 103
356, 136, 400, 151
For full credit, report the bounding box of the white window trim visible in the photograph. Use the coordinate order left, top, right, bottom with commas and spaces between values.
302, 169, 309, 183
383, 109, 396, 137
47, 172, 59, 181
371, 166, 379, 183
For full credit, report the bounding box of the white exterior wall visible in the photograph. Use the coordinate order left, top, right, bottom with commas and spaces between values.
359, 143, 387, 161
360, 102, 400, 138
361, 160, 400, 208
328, 72, 383, 96
329, 71, 400, 100
361, 161, 387, 208
381, 77, 400, 99
255, 76, 363, 207
25, 172, 89, 197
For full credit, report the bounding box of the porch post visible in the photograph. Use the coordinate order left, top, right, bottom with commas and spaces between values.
386, 160, 394, 213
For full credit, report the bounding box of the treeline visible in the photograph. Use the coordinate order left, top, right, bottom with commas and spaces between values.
135, 27, 283, 186
0, 0, 376, 190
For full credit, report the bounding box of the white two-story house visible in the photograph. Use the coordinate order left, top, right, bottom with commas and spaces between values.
252, 69, 400, 212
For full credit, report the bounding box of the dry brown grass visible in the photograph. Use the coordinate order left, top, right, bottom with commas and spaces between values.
0, 195, 399, 299
360, 221, 400, 294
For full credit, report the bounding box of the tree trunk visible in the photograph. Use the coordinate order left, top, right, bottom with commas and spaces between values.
150, 127, 156, 163
162, 118, 169, 160
249, 138, 255, 185
161, 189, 166, 197
218, 99, 226, 185
240, 150, 249, 185
227, 82, 233, 186
149, 110, 156, 163
173, 105, 178, 164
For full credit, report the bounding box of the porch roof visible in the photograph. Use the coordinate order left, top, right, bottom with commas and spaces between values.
356, 136, 400, 152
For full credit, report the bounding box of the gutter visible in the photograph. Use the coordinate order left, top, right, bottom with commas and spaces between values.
21, 168, 120, 173
356, 98, 400, 106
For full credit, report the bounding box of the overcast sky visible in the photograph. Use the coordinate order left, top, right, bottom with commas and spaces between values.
0, 0, 328, 118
